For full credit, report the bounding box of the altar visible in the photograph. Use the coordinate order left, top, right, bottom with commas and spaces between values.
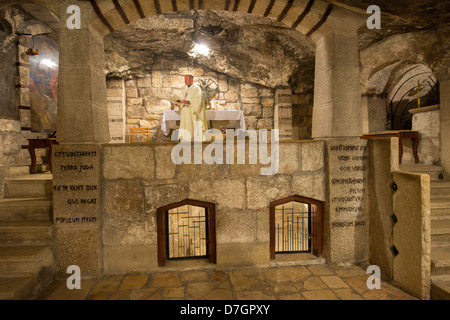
161, 110, 246, 136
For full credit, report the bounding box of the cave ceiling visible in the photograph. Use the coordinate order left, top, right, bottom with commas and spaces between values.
103, 10, 317, 88
6, 0, 450, 89
102, 0, 449, 88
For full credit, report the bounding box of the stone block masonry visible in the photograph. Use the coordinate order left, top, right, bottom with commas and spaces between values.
106, 79, 126, 143
107, 57, 277, 143
100, 141, 327, 274
48, 139, 374, 276
52, 144, 102, 279
326, 138, 369, 265
274, 88, 293, 141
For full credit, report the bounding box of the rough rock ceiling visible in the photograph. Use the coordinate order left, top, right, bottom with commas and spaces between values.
329, 0, 450, 50
104, 10, 316, 89
332, 0, 450, 29
7, 0, 449, 89
103, 0, 449, 88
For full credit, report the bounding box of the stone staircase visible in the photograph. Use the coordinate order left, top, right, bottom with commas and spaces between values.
400, 164, 450, 300
0, 167, 54, 300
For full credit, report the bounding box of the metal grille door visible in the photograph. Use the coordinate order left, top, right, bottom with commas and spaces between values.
166, 205, 208, 259
274, 201, 311, 253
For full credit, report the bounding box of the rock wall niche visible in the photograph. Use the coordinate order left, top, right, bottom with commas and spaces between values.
106, 56, 283, 143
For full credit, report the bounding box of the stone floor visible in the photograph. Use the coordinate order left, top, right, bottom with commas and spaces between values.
36, 264, 417, 300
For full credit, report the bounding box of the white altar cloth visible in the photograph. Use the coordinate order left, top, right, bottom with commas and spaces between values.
161, 110, 246, 136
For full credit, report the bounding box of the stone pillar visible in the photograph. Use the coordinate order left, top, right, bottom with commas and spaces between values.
52, 1, 108, 278
440, 77, 450, 179
274, 88, 293, 141
106, 79, 126, 143
325, 138, 369, 264
410, 105, 441, 165
309, 11, 368, 264
57, 1, 109, 143
311, 21, 362, 138
52, 145, 101, 279
362, 95, 387, 134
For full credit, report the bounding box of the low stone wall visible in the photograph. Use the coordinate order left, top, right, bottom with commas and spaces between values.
101, 140, 326, 274
367, 137, 399, 281
392, 171, 431, 300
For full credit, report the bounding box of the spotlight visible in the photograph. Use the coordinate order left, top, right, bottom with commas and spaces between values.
26, 48, 40, 56
193, 43, 210, 57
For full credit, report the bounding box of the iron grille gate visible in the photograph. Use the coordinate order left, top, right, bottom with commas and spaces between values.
166, 205, 208, 260
275, 201, 311, 253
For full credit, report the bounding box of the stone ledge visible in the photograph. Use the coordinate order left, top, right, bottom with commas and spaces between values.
409, 104, 440, 114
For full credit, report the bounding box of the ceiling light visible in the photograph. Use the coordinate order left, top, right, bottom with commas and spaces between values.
192, 43, 210, 57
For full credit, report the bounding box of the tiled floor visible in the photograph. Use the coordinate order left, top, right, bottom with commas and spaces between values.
36, 264, 416, 300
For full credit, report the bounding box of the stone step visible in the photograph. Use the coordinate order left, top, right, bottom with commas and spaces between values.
0, 245, 52, 274
0, 274, 36, 300
1, 166, 30, 177
431, 275, 450, 300
431, 198, 450, 208
431, 198, 450, 217
431, 245, 450, 275
431, 217, 450, 241
0, 220, 53, 246
399, 164, 443, 180
431, 180, 450, 197
0, 198, 52, 221
4, 174, 53, 199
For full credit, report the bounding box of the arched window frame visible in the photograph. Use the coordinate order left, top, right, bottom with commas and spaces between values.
269, 195, 324, 259
157, 199, 216, 266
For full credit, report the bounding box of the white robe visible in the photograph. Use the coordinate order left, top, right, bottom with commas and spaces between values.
179, 83, 207, 141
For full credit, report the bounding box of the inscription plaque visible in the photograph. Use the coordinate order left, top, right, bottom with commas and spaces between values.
327, 138, 369, 263
52, 145, 100, 225
106, 79, 126, 143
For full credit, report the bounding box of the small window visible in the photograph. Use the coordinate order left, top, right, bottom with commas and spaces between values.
157, 199, 216, 266
274, 201, 311, 254
167, 205, 208, 259
270, 195, 323, 259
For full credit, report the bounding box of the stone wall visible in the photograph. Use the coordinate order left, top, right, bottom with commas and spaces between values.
0, 14, 59, 170
101, 140, 326, 274
292, 91, 313, 140
0, 23, 25, 168
0, 25, 18, 119
410, 105, 440, 165
0, 119, 22, 167
325, 138, 369, 265
362, 95, 388, 134
106, 57, 281, 143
